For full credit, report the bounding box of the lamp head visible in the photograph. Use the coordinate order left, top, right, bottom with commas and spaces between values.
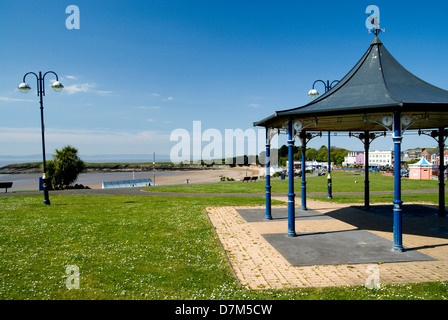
308, 88, 319, 99
51, 81, 64, 92
18, 82, 31, 94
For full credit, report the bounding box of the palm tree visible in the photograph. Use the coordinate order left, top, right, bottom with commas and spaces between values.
45, 145, 86, 189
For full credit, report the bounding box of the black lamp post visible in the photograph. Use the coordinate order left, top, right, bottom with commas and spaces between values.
18, 71, 64, 205
308, 79, 339, 199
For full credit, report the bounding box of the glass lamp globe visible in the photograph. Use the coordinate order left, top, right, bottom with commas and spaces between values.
308, 88, 319, 99
18, 82, 31, 94
51, 81, 64, 92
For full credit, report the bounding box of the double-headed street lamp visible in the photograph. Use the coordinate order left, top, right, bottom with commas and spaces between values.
18, 71, 64, 205
308, 79, 339, 199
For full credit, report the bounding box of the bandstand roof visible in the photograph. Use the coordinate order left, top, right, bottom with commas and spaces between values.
254, 36, 448, 132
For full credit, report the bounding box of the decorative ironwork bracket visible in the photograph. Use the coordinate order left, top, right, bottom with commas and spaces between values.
266, 128, 279, 145
349, 131, 386, 147
363, 113, 429, 133
287, 119, 318, 140
401, 113, 429, 132
298, 131, 322, 145
418, 128, 448, 144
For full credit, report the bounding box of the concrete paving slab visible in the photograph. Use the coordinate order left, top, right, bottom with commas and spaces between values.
237, 208, 333, 222
262, 230, 435, 266
429, 227, 448, 236
367, 203, 440, 218
238, 206, 437, 266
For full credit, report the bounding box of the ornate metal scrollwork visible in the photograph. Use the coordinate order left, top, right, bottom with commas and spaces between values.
363, 113, 429, 133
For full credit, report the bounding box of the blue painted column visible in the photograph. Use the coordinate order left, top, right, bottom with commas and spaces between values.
327, 131, 332, 199
364, 131, 370, 211
287, 120, 297, 237
392, 112, 404, 251
265, 129, 273, 220
300, 131, 307, 211
438, 128, 446, 218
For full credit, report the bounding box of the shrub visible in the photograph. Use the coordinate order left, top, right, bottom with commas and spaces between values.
45, 145, 86, 190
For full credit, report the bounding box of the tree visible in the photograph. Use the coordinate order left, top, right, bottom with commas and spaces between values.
316, 145, 328, 162
331, 147, 350, 165
278, 145, 289, 158
305, 148, 318, 161
45, 145, 86, 189
404, 158, 419, 169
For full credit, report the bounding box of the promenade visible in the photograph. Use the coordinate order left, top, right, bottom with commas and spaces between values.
1, 186, 446, 197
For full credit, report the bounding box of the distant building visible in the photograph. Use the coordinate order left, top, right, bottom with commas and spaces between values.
343, 152, 364, 166
368, 150, 393, 167
343, 152, 357, 166
408, 157, 433, 180
421, 148, 439, 165
286, 160, 333, 170
405, 148, 448, 166
343, 150, 393, 167
406, 150, 421, 160
356, 153, 365, 165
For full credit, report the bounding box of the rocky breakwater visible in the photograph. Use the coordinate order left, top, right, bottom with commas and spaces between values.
0, 163, 43, 174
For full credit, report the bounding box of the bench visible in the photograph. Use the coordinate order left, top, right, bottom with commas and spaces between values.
241, 176, 258, 182
0, 182, 13, 193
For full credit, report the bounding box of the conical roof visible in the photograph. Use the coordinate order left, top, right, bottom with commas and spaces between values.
255, 36, 448, 131
409, 156, 432, 167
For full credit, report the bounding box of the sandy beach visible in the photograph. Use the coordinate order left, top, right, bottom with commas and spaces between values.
83, 166, 261, 189
150, 166, 261, 187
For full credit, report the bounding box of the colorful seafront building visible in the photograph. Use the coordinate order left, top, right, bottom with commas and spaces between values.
343, 150, 393, 167
343, 148, 447, 180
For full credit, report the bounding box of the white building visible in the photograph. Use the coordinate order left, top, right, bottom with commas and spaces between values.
258, 166, 284, 176
368, 150, 393, 167
343, 152, 364, 166
286, 160, 333, 170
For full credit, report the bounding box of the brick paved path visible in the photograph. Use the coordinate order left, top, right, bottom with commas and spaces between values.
206, 198, 448, 289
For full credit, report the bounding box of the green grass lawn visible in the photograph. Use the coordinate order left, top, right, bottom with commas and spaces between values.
1, 194, 447, 300
145, 171, 442, 195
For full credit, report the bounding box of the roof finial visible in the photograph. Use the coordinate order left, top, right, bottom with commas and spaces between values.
373, 28, 382, 37
371, 27, 384, 44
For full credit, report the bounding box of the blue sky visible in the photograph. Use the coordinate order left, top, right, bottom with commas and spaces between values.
1, 0, 448, 161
